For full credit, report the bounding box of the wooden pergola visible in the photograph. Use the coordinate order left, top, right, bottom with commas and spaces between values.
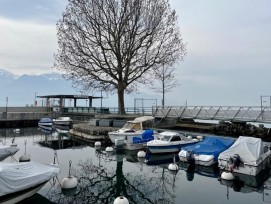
37, 94, 102, 109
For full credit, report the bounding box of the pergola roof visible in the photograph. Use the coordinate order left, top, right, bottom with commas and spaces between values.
37, 94, 101, 99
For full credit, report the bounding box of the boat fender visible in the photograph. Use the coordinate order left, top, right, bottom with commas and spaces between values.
114, 196, 129, 204
196, 135, 203, 140
137, 151, 146, 158
187, 135, 192, 139
232, 154, 241, 169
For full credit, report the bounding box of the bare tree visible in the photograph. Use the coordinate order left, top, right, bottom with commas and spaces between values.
151, 64, 180, 107
54, 0, 186, 114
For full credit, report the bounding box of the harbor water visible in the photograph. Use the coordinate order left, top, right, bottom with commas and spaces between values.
0, 127, 271, 204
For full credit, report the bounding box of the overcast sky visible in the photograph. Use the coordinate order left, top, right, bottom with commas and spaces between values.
0, 0, 271, 107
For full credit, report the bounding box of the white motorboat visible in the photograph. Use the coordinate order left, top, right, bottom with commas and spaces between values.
108, 116, 155, 148
218, 136, 271, 176
53, 117, 73, 126
38, 118, 53, 127
147, 131, 199, 154
0, 162, 60, 203
0, 146, 19, 161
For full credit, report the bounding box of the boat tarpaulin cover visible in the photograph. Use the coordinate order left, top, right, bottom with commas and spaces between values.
0, 162, 59, 196
0, 146, 19, 161
182, 136, 234, 160
218, 136, 263, 165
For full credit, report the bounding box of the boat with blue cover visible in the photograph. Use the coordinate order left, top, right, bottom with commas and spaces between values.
38, 118, 53, 127
179, 136, 234, 166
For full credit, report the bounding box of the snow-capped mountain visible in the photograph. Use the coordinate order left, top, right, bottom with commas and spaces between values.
0, 69, 79, 106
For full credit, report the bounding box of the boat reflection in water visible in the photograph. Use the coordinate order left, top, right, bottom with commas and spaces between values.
46, 149, 177, 204
38, 128, 85, 150
146, 152, 220, 181
219, 168, 271, 200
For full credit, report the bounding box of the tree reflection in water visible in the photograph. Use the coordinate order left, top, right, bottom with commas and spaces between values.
47, 149, 177, 204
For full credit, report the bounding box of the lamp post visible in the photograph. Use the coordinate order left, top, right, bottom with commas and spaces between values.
5, 97, 8, 119
34, 92, 38, 107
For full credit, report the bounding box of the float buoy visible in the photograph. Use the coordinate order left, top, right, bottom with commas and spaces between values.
95, 141, 101, 146
113, 196, 129, 204
137, 151, 146, 158
61, 161, 78, 196
19, 140, 30, 162
221, 171, 234, 180
106, 146, 114, 152
168, 163, 179, 171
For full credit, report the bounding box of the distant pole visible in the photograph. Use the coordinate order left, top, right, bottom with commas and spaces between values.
100, 90, 103, 108
34, 92, 38, 106
5, 97, 8, 119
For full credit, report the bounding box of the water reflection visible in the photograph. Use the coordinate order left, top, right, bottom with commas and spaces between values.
45, 149, 177, 204
1, 127, 271, 204
219, 168, 271, 199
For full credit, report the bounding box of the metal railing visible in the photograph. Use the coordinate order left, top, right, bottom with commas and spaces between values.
153, 106, 271, 123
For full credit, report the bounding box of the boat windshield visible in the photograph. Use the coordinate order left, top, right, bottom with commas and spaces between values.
123, 122, 141, 130
161, 135, 172, 141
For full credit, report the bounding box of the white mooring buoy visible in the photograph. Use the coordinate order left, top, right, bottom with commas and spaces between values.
137, 151, 146, 158
61, 160, 78, 196
114, 196, 129, 204
221, 171, 234, 180
19, 140, 31, 162
168, 155, 179, 171
94, 141, 102, 147
106, 146, 114, 152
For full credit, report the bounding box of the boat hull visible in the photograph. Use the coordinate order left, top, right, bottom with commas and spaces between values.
108, 131, 143, 145
179, 155, 216, 166
0, 182, 46, 204
218, 151, 271, 176
147, 143, 195, 154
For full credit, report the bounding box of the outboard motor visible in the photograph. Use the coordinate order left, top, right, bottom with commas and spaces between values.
228, 157, 234, 171
186, 151, 195, 164
232, 154, 241, 169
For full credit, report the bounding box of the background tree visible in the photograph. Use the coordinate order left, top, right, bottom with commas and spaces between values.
150, 64, 180, 107
54, 0, 186, 114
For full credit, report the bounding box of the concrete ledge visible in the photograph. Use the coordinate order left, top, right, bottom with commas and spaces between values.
89, 119, 99, 126
113, 120, 126, 127
99, 119, 113, 127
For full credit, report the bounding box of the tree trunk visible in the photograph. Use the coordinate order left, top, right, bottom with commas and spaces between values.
118, 86, 126, 115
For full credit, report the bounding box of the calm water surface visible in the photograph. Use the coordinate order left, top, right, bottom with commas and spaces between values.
1, 127, 271, 204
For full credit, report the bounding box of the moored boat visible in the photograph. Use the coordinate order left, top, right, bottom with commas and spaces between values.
0, 161, 60, 204
0, 146, 19, 161
38, 118, 53, 127
147, 131, 199, 154
108, 116, 155, 148
218, 136, 271, 176
53, 117, 73, 126
179, 136, 234, 166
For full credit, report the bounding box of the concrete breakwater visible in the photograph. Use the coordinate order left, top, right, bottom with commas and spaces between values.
69, 117, 271, 143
